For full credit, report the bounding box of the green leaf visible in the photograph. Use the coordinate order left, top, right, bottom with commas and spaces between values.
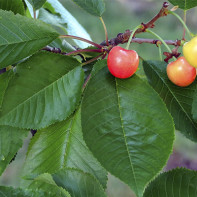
53, 168, 107, 197
0, 71, 13, 108
81, 61, 175, 197
0, 0, 25, 15
0, 52, 84, 129
192, 89, 197, 122
144, 168, 197, 197
44, 0, 92, 48
0, 126, 28, 175
143, 60, 197, 142
71, 0, 105, 16
0, 186, 64, 196
27, 0, 46, 10
22, 108, 107, 188
38, 8, 67, 35
0, 10, 58, 68
29, 173, 71, 197
168, 0, 197, 10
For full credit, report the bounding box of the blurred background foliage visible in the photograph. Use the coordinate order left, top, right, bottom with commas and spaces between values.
0, 0, 197, 197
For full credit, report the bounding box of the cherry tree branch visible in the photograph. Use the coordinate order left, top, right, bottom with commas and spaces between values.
100, 2, 171, 46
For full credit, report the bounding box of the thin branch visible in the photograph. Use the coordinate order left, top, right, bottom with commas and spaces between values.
66, 49, 103, 56
82, 53, 104, 66
100, 2, 170, 46
60, 35, 103, 49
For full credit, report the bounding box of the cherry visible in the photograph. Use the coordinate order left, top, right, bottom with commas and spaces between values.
107, 46, 139, 79
166, 56, 196, 87
183, 36, 197, 68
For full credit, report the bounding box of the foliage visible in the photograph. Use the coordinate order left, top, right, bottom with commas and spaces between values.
0, 0, 197, 197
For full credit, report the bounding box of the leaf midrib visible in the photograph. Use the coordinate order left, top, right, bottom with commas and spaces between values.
0, 35, 57, 47
148, 62, 197, 131
0, 68, 77, 125
115, 78, 139, 196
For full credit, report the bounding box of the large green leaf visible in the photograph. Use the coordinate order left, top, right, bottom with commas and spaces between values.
27, 0, 46, 10
0, 52, 84, 129
22, 108, 107, 188
144, 168, 197, 197
53, 168, 107, 197
168, 0, 197, 10
0, 71, 13, 108
44, 0, 92, 48
0, 0, 25, 15
143, 60, 197, 142
0, 126, 28, 175
0, 186, 65, 196
81, 61, 175, 197
71, 0, 105, 16
0, 10, 58, 68
29, 173, 71, 197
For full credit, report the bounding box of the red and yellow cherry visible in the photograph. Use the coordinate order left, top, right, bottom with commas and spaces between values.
167, 56, 196, 87
107, 46, 139, 79
183, 36, 197, 68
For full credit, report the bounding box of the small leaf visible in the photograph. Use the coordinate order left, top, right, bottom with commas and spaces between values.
45, 0, 92, 48
53, 168, 107, 197
0, 10, 58, 68
82, 61, 174, 197
0, 126, 28, 175
0, 52, 84, 129
29, 173, 71, 197
144, 168, 197, 197
0, 0, 25, 15
143, 60, 197, 142
71, 0, 105, 16
27, 0, 46, 10
0, 186, 63, 196
22, 108, 107, 188
168, 0, 197, 10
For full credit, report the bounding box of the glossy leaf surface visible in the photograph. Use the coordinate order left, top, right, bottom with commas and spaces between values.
29, 173, 71, 197
0, 126, 28, 175
143, 60, 197, 141
22, 109, 107, 188
168, 0, 197, 10
0, 0, 25, 14
0, 52, 84, 129
71, 0, 105, 16
144, 168, 197, 197
0, 10, 58, 68
82, 61, 174, 197
53, 168, 107, 197
45, 0, 92, 48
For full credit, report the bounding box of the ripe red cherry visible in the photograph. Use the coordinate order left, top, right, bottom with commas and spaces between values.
107, 46, 139, 79
167, 56, 196, 87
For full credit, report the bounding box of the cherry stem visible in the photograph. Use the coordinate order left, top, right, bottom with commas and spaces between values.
182, 10, 187, 40
66, 49, 103, 56
168, 10, 192, 39
126, 25, 142, 50
146, 29, 176, 61
100, 17, 109, 46
158, 44, 163, 61
59, 35, 103, 49
33, 9, 36, 19
82, 53, 104, 66
146, 29, 172, 53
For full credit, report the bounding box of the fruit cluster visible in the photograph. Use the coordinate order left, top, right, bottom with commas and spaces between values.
107, 37, 197, 87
